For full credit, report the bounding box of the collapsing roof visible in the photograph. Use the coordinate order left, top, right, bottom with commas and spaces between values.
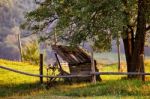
51, 45, 101, 81
51, 45, 91, 66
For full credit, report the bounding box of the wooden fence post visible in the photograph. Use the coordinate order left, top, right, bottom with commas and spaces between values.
117, 33, 121, 72
40, 53, 43, 84
140, 54, 145, 81
91, 46, 96, 84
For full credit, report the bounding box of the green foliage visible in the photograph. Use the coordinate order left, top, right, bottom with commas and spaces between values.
22, 0, 124, 51
22, 0, 150, 52
22, 41, 40, 65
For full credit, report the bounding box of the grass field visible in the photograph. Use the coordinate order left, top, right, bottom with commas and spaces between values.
0, 59, 150, 99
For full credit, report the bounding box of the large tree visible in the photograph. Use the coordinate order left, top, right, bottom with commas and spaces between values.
122, 0, 149, 79
22, 0, 150, 79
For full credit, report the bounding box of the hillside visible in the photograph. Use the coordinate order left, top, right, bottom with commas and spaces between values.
0, 59, 150, 98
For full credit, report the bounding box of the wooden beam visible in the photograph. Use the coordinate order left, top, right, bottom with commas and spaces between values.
1, 65, 150, 79
91, 72, 150, 75
0, 65, 91, 78
54, 53, 64, 75
40, 54, 43, 84
140, 54, 145, 81
90, 46, 96, 83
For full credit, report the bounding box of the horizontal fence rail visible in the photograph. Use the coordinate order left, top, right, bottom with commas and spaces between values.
91, 72, 150, 75
1, 65, 150, 79
0, 65, 90, 78
0, 65, 49, 78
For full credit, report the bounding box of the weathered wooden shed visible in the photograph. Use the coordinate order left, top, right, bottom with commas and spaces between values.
51, 45, 101, 81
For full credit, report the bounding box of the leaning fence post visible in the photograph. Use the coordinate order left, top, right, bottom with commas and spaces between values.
40, 53, 43, 84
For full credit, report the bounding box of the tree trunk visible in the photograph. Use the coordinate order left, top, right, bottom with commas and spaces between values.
129, 0, 146, 79
123, 27, 134, 77
18, 33, 22, 62
123, 0, 147, 79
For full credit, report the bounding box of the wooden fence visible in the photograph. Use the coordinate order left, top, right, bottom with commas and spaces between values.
1, 65, 149, 78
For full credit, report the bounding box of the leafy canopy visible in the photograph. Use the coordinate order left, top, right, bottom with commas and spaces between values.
22, 0, 150, 51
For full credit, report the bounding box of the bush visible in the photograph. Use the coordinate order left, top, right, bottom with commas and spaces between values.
22, 41, 39, 65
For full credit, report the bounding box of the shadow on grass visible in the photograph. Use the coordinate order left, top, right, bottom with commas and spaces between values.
1, 80, 150, 98
55, 80, 150, 97
0, 82, 43, 97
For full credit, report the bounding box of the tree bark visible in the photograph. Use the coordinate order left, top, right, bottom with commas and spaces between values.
18, 33, 22, 62
123, 0, 147, 79
123, 26, 134, 77
129, 0, 146, 79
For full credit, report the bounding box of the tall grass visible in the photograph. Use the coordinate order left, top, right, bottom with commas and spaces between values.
0, 59, 150, 98
0, 59, 47, 97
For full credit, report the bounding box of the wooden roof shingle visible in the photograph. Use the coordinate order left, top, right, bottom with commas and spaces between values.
51, 45, 91, 66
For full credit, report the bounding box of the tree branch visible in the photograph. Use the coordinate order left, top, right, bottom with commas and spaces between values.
146, 25, 150, 31
48, 17, 58, 24
34, 0, 48, 5
34, 0, 41, 4
21, 32, 37, 38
